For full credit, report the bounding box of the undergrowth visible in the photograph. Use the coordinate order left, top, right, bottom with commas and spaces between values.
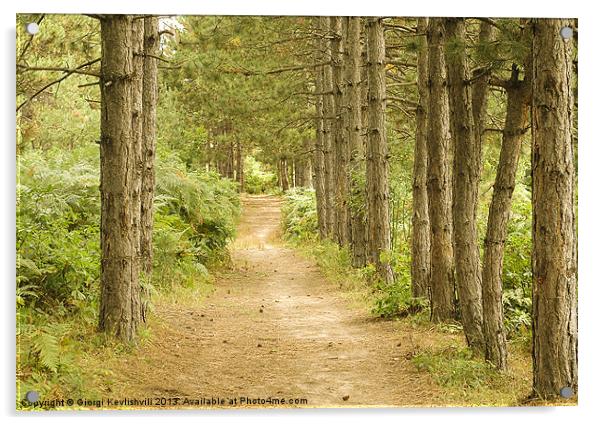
281, 187, 535, 406
16, 145, 240, 407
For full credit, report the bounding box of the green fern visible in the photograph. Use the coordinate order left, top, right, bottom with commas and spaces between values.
31, 330, 60, 373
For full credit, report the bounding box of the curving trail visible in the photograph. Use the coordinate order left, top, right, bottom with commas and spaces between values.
105, 195, 443, 408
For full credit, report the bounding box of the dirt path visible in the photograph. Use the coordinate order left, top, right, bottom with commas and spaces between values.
106, 195, 443, 408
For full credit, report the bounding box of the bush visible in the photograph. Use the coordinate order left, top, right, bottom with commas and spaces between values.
17, 146, 101, 311
17, 146, 241, 311
16, 145, 241, 404
371, 248, 429, 317
153, 151, 240, 288
281, 187, 318, 240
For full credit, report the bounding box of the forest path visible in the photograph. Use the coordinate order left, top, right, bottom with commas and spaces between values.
106, 195, 442, 408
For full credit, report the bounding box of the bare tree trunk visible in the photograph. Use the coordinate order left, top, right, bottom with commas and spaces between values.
411, 17, 430, 299
313, 18, 328, 239
99, 15, 141, 342
472, 21, 494, 141
130, 19, 144, 330
425, 18, 455, 322
140, 16, 158, 322
227, 141, 235, 179
444, 18, 484, 351
531, 18, 577, 399
236, 140, 244, 191
321, 17, 335, 238
297, 138, 312, 187
280, 157, 290, 191
348, 17, 367, 268
482, 69, 530, 370
331, 17, 349, 246
366, 17, 393, 284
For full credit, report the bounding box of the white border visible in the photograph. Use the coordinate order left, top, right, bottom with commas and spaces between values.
2, 1, 599, 424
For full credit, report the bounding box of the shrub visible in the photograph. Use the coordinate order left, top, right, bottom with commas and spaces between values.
371, 248, 428, 317
16, 145, 241, 404
281, 187, 318, 241
17, 146, 101, 311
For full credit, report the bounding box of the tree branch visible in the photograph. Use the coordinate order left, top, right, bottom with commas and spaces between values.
17, 64, 100, 78
17, 14, 45, 64
16, 58, 101, 112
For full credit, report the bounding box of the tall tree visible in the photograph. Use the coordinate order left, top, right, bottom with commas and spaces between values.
531, 18, 577, 398
366, 17, 393, 284
140, 16, 159, 320
321, 17, 336, 238
331, 16, 350, 246
312, 17, 328, 239
98, 15, 142, 341
347, 17, 367, 268
444, 18, 484, 351
471, 21, 494, 141
411, 17, 430, 298
425, 18, 455, 321
482, 65, 531, 370
130, 18, 144, 327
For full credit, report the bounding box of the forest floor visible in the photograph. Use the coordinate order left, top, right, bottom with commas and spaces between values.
87, 195, 541, 408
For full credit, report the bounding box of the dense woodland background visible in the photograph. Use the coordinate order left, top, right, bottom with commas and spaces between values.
16, 15, 577, 406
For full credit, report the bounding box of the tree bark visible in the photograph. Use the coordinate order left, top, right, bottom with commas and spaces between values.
236, 140, 244, 191
331, 17, 349, 246
321, 17, 335, 238
313, 17, 328, 239
348, 17, 367, 268
298, 138, 312, 187
280, 157, 290, 191
411, 17, 430, 299
482, 69, 530, 370
531, 18, 577, 399
425, 18, 455, 321
472, 21, 494, 143
98, 15, 141, 342
140, 16, 158, 320
444, 18, 484, 351
130, 18, 144, 329
366, 17, 393, 284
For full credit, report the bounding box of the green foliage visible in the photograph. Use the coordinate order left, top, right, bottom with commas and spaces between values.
281, 187, 318, 241
29, 328, 60, 373
500, 179, 533, 337
372, 249, 429, 317
157, 88, 209, 169
412, 345, 501, 390
153, 150, 240, 288
243, 155, 278, 194
16, 145, 241, 403
17, 145, 101, 311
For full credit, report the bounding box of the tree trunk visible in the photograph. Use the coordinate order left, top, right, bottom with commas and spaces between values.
482, 70, 530, 370
298, 138, 312, 187
444, 18, 484, 351
425, 18, 455, 321
321, 17, 335, 238
280, 158, 289, 191
411, 17, 430, 299
236, 140, 244, 191
531, 18, 577, 399
99, 15, 141, 342
331, 17, 349, 246
366, 17, 393, 284
472, 21, 494, 142
313, 18, 328, 239
348, 17, 367, 268
140, 16, 158, 322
